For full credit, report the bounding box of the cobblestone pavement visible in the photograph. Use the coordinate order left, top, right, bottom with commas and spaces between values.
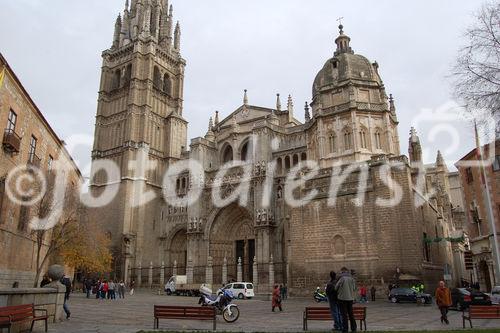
42, 291, 500, 333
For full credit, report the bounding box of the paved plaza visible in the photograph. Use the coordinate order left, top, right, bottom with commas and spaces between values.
40, 291, 500, 333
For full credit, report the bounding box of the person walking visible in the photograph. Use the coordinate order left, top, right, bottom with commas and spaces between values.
279, 284, 285, 301
283, 283, 288, 300
272, 284, 283, 312
84, 278, 93, 298
370, 286, 376, 302
435, 281, 452, 325
129, 280, 135, 296
108, 280, 116, 300
326, 271, 342, 331
101, 280, 109, 300
335, 267, 357, 333
60, 275, 72, 319
118, 281, 126, 299
359, 285, 367, 303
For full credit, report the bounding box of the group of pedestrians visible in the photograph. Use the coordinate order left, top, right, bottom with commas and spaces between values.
83, 278, 129, 300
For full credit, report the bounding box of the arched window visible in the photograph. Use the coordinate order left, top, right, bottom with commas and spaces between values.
301, 152, 307, 161
284, 156, 291, 170
113, 69, 121, 90
153, 66, 162, 89
343, 129, 352, 151
277, 157, 283, 174
222, 145, 234, 163
374, 130, 382, 149
359, 129, 367, 149
293, 154, 299, 166
163, 73, 171, 94
176, 178, 180, 191
240, 140, 251, 161
124, 64, 132, 84
329, 133, 337, 153
181, 177, 186, 189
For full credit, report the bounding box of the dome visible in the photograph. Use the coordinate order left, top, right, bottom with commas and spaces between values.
312, 26, 382, 98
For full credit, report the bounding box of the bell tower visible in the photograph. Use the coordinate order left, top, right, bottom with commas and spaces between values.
90, 0, 187, 281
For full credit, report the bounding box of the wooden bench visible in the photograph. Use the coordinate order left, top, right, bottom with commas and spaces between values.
0, 304, 48, 333
463, 305, 500, 328
303, 306, 367, 331
154, 305, 216, 330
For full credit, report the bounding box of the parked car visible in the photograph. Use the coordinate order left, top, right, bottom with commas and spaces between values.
451, 288, 492, 310
222, 282, 254, 299
489, 286, 500, 305
388, 287, 432, 304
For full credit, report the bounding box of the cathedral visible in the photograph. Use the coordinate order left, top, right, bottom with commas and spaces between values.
89, 0, 464, 294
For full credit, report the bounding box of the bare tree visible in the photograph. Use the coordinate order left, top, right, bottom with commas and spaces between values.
451, 1, 500, 134
31, 172, 80, 287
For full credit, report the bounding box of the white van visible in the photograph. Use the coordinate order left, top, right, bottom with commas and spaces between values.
223, 282, 254, 299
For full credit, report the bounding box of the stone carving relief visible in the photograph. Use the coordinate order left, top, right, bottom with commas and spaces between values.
255, 209, 275, 226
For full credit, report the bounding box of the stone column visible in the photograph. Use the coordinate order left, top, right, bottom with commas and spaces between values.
187, 257, 194, 284
160, 261, 165, 287
137, 262, 142, 287
253, 256, 258, 292
269, 254, 275, 294
222, 256, 228, 285
206, 256, 213, 286
148, 261, 153, 289
237, 257, 243, 281
173, 260, 177, 277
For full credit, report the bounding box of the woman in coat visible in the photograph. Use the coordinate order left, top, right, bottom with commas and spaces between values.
435, 280, 452, 324
272, 284, 282, 312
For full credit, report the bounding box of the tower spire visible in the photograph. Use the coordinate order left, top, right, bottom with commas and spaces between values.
287, 95, 294, 112
276, 93, 281, 111
408, 127, 422, 164
174, 21, 181, 51
304, 101, 311, 122
125, 0, 129, 11
243, 89, 248, 105
215, 111, 220, 125
113, 14, 122, 49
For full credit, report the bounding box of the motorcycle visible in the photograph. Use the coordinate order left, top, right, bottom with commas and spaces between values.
198, 287, 240, 323
314, 287, 328, 303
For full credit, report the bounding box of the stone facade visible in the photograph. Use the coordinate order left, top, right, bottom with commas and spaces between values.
0, 53, 82, 288
90, 1, 463, 294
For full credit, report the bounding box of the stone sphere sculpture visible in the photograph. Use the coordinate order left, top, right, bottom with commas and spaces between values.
47, 264, 64, 281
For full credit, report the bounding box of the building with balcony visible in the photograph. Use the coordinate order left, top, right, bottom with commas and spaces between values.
0, 52, 82, 288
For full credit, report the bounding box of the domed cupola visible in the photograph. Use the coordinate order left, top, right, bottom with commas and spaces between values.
306, 24, 401, 166
311, 24, 387, 115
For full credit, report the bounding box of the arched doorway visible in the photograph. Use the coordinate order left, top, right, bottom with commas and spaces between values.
209, 203, 254, 284
170, 229, 187, 275
479, 260, 492, 291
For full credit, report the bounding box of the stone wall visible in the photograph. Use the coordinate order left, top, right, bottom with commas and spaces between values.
0, 283, 65, 333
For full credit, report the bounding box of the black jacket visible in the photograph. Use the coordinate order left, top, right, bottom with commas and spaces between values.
325, 280, 338, 302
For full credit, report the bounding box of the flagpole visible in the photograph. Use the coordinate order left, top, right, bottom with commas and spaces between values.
475, 121, 500, 285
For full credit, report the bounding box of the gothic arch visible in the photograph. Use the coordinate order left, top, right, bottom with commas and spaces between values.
221, 143, 234, 163
342, 126, 353, 151
239, 138, 252, 162
359, 125, 369, 149
205, 203, 254, 283
163, 73, 171, 94
153, 66, 162, 89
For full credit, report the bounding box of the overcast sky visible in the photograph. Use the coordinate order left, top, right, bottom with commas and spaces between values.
0, 0, 484, 176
